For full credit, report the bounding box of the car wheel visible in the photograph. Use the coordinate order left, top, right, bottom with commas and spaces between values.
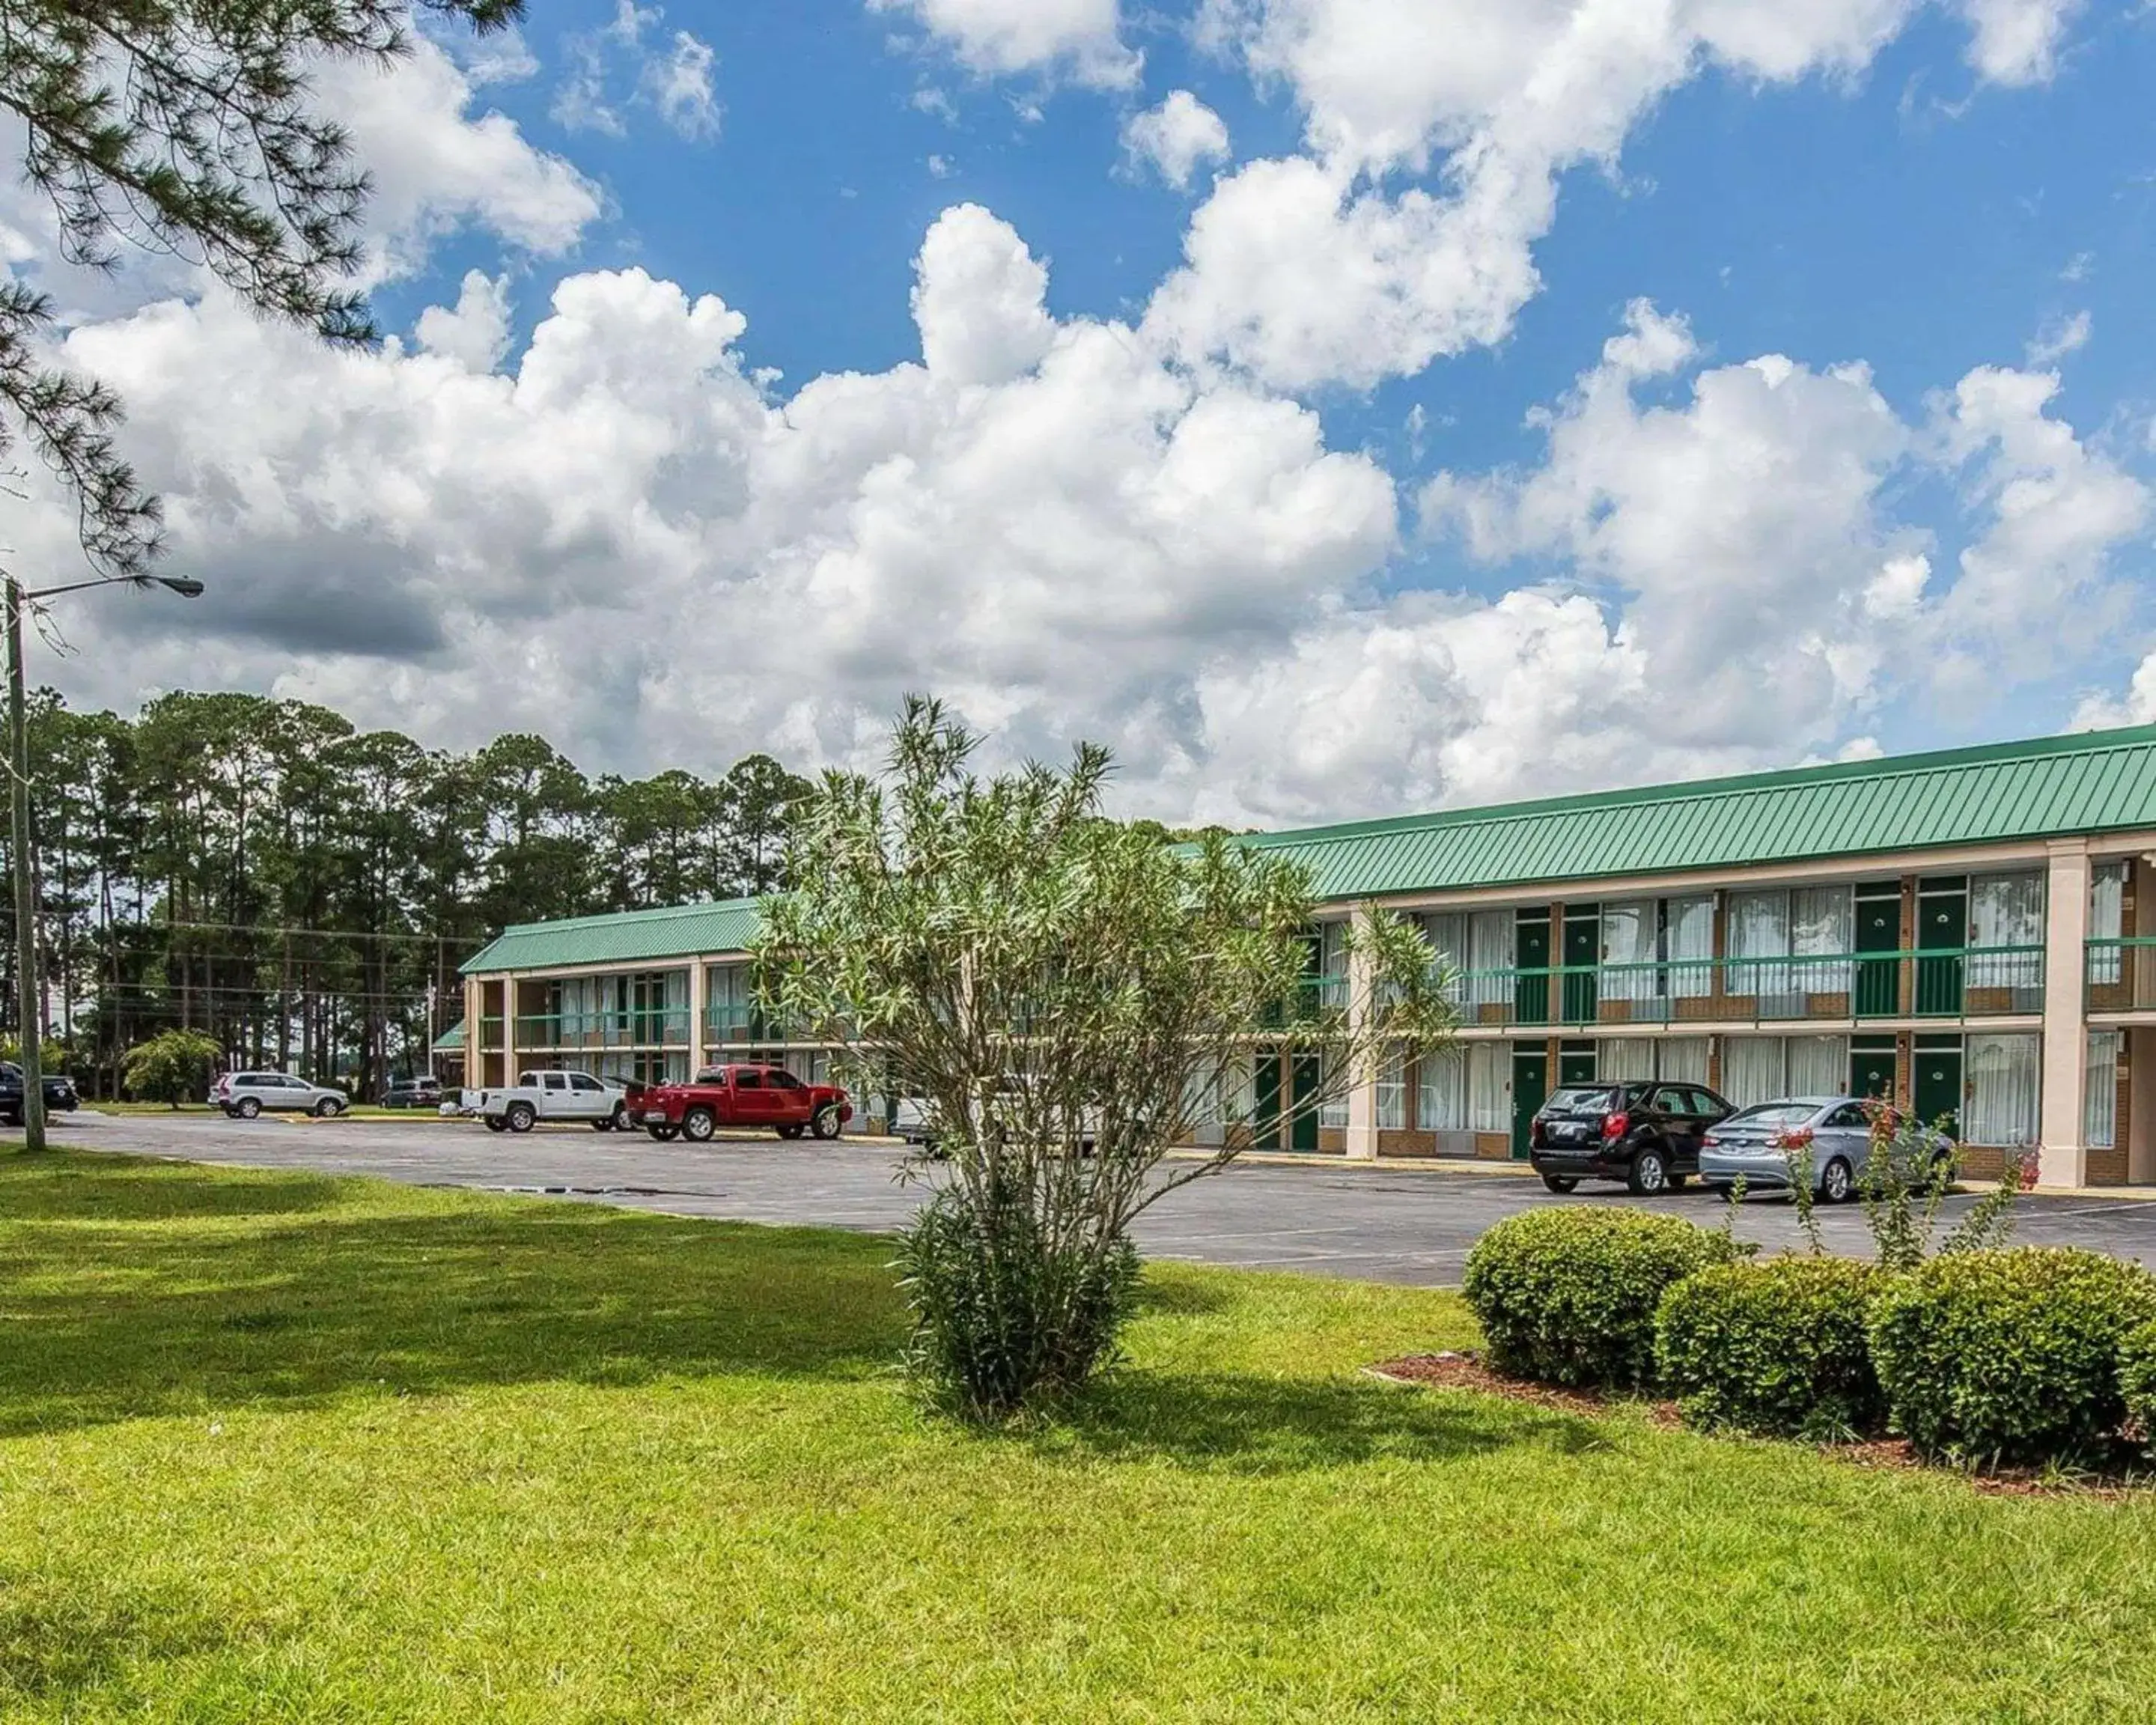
237, 1097, 262, 1120
485, 1115, 509, 1133
811, 1104, 842, 1141
647, 1124, 680, 1143
312, 1098, 341, 1118
778, 1122, 805, 1140
611, 1103, 629, 1132
1541, 1173, 1578, 1194
681, 1107, 716, 1143
505, 1101, 536, 1134
1627, 1146, 1669, 1196
1819, 1156, 1854, 1205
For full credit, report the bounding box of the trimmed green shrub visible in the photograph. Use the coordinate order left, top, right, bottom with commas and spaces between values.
1868, 1247, 2156, 1466
1462, 1207, 1741, 1390
2119, 1317, 2156, 1457
1655, 1256, 1885, 1440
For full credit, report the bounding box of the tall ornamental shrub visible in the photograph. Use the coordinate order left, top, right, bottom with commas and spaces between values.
1462, 1207, 1741, 1390
1655, 1257, 1885, 1440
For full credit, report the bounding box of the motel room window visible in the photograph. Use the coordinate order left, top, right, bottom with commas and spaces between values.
1719, 1035, 1850, 1108
1967, 872, 2045, 993
1964, 1032, 2040, 1148
1376, 1046, 1408, 1131
2086, 1030, 2121, 1151
1466, 1043, 1511, 1134
2089, 864, 2127, 986
1419, 1047, 1467, 1131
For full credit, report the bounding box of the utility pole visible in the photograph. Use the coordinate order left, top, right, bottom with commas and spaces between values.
7, 577, 46, 1151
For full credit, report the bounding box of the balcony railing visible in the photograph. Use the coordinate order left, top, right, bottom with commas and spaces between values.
1426, 946, 2044, 1029
2086, 937, 2156, 1011
513, 1010, 692, 1049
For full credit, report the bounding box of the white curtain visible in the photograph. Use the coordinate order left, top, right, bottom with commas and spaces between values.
1467, 1043, 1511, 1133
1660, 1038, 1711, 1086
1969, 872, 2045, 993
1467, 910, 1514, 1008
1597, 1039, 1655, 1082
1791, 886, 1854, 995
1601, 899, 1656, 1001
1320, 1047, 1349, 1129
1788, 1035, 1849, 1098
1721, 1038, 1784, 1108
1319, 920, 1350, 1009
1419, 1047, 1467, 1131
1422, 912, 1467, 1003
1666, 896, 1714, 998
2086, 1030, 2120, 1150
1377, 1045, 1408, 1130
2089, 863, 2126, 987
1728, 890, 1790, 996
1964, 1032, 2040, 1146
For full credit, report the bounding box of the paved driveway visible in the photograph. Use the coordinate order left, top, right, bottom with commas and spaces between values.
19, 1110, 2156, 1286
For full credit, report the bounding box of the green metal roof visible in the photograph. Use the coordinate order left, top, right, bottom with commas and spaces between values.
460, 727, 2156, 976
460, 898, 763, 976
431, 1018, 466, 1053
1243, 724, 2156, 901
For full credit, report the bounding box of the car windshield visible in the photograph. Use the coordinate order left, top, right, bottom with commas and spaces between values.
1546, 1086, 1619, 1113
1724, 1104, 1820, 1128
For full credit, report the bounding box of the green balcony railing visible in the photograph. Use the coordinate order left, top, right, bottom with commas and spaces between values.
513, 1010, 692, 1049
2086, 937, 2156, 1011
1426, 946, 2044, 1029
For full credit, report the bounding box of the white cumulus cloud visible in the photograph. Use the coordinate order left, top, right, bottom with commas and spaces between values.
871, 0, 1140, 89
1122, 91, 1232, 189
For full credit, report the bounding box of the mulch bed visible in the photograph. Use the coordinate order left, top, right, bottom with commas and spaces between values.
1366, 1351, 2150, 1499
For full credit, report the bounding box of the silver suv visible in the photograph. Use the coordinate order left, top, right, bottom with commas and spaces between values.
211, 1071, 350, 1119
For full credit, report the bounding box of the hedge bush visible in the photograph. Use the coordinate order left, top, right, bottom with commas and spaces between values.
1868, 1247, 2156, 1466
1462, 1207, 1741, 1390
1655, 1256, 1885, 1440
2119, 1318, 2156, 1458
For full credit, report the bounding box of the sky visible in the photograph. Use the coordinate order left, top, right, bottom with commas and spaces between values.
5, 0, 2156, 828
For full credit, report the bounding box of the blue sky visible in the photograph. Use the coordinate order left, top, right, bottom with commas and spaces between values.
25, 0, 2156, 824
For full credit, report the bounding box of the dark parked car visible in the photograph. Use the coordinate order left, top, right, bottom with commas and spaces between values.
1528, 1079, 1735, 1196
381, 1073, 442, 1109
0, 1061, 79, 1127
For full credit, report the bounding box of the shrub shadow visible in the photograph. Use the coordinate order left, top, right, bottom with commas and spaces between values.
0, 1572, 248, 1703
1032, 1367, 1609, 1475
0, 1162, 909, 1437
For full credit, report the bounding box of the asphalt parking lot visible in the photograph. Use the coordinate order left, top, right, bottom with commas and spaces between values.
19, 1109, 2156, 1285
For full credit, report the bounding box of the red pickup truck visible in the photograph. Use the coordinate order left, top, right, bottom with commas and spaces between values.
636, 1063, 852, 1143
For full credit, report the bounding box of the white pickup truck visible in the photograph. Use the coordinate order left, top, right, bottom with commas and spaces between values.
472, 1070, 638, 1134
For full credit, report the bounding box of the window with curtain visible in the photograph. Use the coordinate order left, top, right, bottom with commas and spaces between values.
2089, 863, 2127, 986
1421, 912, 1467, 1003
1419, 1047, 1467, 1131
2086, 1030, 2120, 1149
1596, 1039, 1655, 1082
1787, 1035, 1849, 1098
1467, 1043, 1511, 1133
1721, 1038, 1784, 1108
1791, 886, 1854, 995
1318, 920, 1350, 1010
1968, 872, 2045, 992
1377, 1046, 1408, 1130
1666, 896, 1714, 998
1466, 909, 1514, 1008
1964, 1032, 2040, 1146
1601, 899, 1656, 1001
1728, 890, 1791, 997
1659, 1038, 1711, 1086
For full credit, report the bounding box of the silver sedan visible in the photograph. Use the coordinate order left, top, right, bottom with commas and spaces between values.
1699, 1097, 1881, 1203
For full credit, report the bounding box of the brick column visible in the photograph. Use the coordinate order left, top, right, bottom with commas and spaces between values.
1345, 908, 1380, 1162
2039, 840, 2092, 1187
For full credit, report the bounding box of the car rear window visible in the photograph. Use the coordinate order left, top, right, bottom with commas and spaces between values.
1545, 1086, 1619, 1113
1723, 1104, 1818, 1128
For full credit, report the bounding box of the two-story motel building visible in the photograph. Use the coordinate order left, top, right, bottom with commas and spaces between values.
457, 724, 2156, 1187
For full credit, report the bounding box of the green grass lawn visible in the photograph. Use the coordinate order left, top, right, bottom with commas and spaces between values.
4, 1154, 2155, 1723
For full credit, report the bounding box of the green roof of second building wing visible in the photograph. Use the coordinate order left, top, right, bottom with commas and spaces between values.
1240, 724, 2156, 900
461, 898, 763, 975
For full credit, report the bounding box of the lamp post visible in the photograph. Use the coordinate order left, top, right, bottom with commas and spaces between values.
7, 572, 204, 1151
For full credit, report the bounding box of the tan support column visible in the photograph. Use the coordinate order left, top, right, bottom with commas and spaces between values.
1345, 908, 1380, 1162
463, 973, 481, 1092
686, 958, 708, 1072
2039, 839, 2092, 1187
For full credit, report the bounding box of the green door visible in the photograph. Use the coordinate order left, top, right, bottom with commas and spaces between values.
1559, 1041, 1597, 1086
1854, 883, 1901, 1018
1515, 912, 1551, 1027
1562, 910, 1600, 1025
1913, 1038, 1964, 1137
1290, 1052, 1322, 1152
1916, 879, 1967, 1017
1851, 1036, 1897, 1102
1253, 1053, 1282, 1151
1511, 1044, 1548, 1160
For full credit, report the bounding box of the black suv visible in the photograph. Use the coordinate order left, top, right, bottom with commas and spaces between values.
1529, 1080, 1735, 1196
0, 1061, 80, 1128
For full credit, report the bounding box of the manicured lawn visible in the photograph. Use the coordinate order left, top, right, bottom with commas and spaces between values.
4, 1154, 2155, 1721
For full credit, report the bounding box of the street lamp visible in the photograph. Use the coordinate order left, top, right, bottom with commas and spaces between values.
6, 571, 204, 1151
